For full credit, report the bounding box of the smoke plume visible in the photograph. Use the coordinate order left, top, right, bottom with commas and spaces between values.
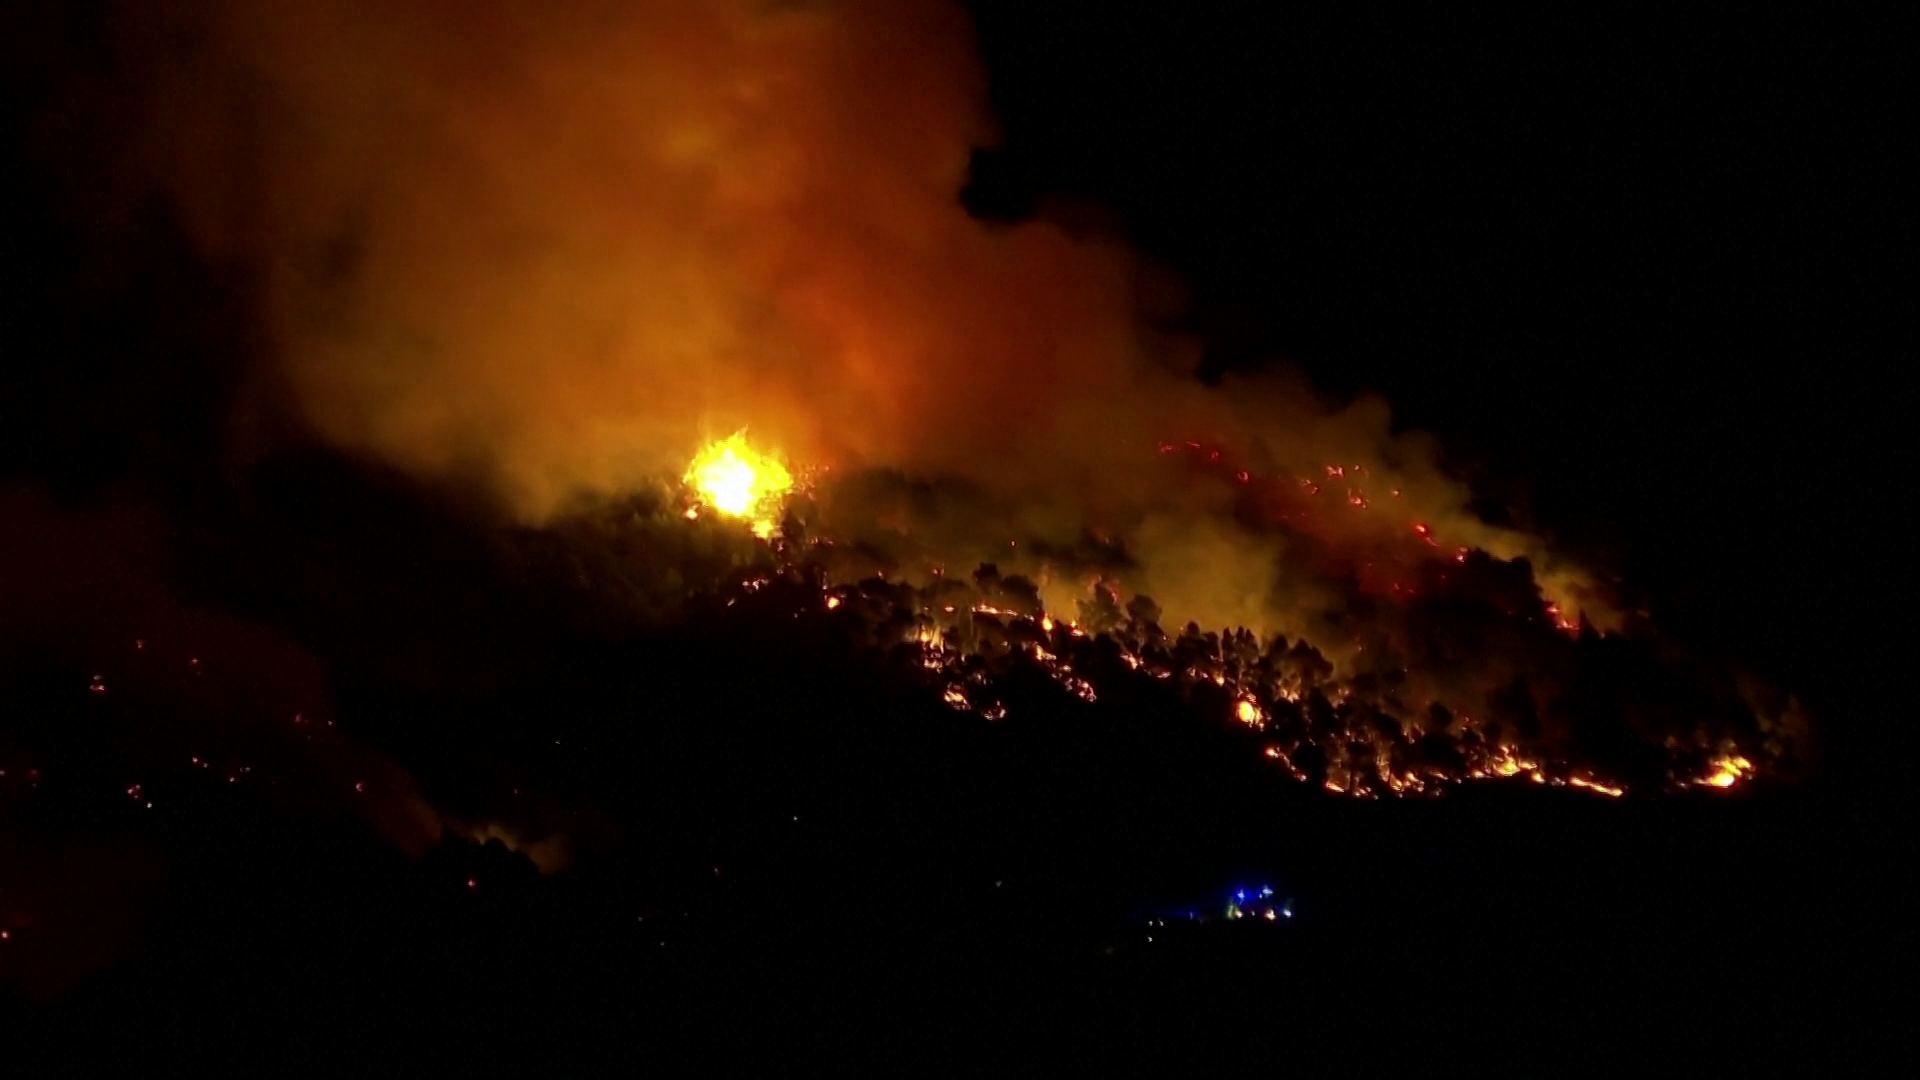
92, 0, 1602, 639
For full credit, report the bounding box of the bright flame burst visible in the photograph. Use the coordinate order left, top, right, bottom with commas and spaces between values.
685, 434, 793, 539
1701, 753, 1754, 789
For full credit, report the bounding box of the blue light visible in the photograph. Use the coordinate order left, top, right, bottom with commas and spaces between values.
1260, 886, 1273, 898
1235, 890, 1246, 902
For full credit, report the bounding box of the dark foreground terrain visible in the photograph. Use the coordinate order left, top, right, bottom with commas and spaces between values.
0, 477, 1894, 1073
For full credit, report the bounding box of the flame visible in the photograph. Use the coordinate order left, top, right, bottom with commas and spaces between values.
1484, 747, 1538, 779
1700, 754, 1754, 790
684, 434, 793, 539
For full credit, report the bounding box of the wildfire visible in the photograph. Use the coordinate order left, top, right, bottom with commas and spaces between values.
657, 439, 1791, 804
684, 434, 794, 539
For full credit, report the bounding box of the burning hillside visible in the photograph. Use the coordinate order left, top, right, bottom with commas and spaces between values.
526, 432, 1808, 802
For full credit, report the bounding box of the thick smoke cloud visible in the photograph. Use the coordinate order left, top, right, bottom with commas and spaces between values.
122, 0, 1125, 494
97, 0, 1606, 640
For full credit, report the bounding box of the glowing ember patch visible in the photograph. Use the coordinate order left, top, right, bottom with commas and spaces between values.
1545, 602, 1580, 634
1234, 699, 1263, 727
684, 434, 793, 539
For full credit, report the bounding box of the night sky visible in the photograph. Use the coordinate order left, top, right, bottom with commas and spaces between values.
1, 1, 1902, 1072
